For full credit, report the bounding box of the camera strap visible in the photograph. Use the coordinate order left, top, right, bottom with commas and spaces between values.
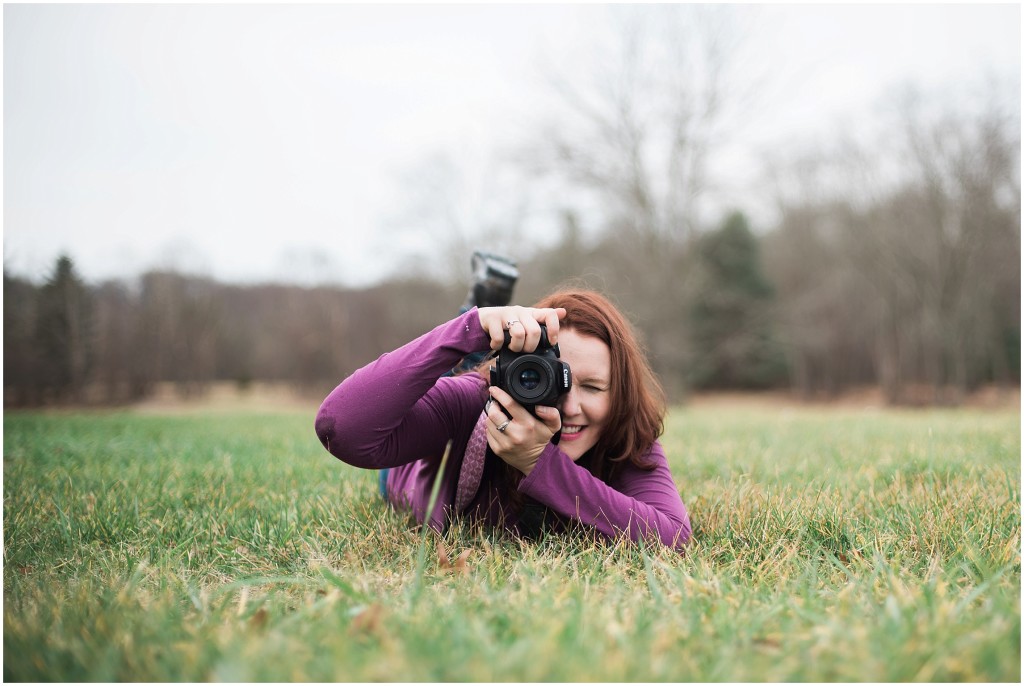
454, 407, 564, 512
454, 410, 490, 513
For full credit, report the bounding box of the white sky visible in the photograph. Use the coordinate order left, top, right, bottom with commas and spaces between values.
3, 3, 1020, 287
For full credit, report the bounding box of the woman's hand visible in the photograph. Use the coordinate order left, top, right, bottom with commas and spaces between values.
484, 386, 562, 476
477, 306, 567, 353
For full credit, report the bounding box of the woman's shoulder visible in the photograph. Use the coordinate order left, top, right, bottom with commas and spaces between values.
616, 439, 671, 476
436, 371, 488, 397
430, 372, 489, 417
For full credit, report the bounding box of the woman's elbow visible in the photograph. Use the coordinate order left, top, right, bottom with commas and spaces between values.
315, 400, 363, 464
314, 405, 343, 458
314, 402, 385, 469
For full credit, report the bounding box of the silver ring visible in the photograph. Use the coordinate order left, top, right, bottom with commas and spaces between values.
506, 319, 520, 330
497, 419, 511, 433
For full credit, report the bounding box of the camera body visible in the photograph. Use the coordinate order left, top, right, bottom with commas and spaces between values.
489, 325, 572, 416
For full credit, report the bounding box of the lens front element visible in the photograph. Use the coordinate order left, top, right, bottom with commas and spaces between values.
506, 357, 552, 404
518, 368, 541, 391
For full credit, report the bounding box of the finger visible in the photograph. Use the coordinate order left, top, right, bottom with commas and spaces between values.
505, 310, 528, 352
519, 314, 542, 352
533, 405, 563, 433
491, 417, 513, 436
478, 307, 508, 351
538, 307, 566, 346
485, 413, 514, 451
485, 429, 507, 456
488, 386, 530, 423
485, 396, 507, 427
491, 319, 507, 351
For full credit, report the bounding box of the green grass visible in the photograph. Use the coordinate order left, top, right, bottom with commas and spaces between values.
3, 403, 1020, 681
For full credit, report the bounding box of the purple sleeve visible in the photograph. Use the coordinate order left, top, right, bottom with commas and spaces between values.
314, 309, 491, 469
518, 440, 692, 553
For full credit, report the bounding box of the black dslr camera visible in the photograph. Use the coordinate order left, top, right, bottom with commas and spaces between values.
489, 325, 572, 417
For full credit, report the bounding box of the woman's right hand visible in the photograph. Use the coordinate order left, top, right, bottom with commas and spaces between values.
477, 306, 566, 352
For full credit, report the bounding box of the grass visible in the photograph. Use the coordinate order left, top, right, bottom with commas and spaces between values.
3, 402, 1020, 681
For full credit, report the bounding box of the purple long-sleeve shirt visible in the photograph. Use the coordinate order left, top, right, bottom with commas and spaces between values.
315, 308, 691, 552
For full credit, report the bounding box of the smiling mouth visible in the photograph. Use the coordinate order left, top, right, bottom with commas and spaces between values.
562, 425, 584, 436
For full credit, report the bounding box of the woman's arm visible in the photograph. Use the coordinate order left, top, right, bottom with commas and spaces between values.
314, 309, 491, 469
518, 441, 692, 553
315, 305, 567, 469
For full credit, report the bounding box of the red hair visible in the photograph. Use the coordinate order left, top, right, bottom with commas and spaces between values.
534, 288, 666, 479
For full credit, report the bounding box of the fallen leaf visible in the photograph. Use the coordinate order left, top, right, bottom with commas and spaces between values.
349, 603, 384, 636
453, 549, 472, 574
249, 608, 268, 630
437, 541, 472, 575
753, 636, 781, 650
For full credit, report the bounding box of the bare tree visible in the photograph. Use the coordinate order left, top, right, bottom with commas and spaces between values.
514, 5, 753, 396
763, 79, 1020, 404
134, 271, 221, 398
524, 6, 755, 240
4, 270, 41, 405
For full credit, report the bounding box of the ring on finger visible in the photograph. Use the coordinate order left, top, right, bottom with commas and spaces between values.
497, 419, 511, 433
506, 319, 521, 330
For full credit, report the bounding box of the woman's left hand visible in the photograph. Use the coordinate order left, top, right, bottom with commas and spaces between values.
484, 385, 562, 476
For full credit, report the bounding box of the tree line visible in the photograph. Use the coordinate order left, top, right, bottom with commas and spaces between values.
4, 186, 1018, 409
4, 261, 466, 406
505, 12, 1020, 406
4, 10, 1017, 407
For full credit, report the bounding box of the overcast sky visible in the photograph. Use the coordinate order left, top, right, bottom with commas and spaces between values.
4, 3, 1020, 287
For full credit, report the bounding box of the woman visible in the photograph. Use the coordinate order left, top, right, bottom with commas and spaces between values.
315, 289, 691, 552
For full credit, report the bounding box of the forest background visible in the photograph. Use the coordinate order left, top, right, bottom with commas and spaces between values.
4, 6, 1020, 409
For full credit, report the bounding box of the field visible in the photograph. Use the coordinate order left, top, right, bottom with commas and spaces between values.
3, 399, 1020, 681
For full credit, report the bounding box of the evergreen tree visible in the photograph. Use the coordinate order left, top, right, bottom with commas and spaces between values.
35, 255, 93, 402
688, 212, 787, 389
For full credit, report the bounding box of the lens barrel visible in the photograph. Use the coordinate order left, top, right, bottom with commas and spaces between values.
506, 357, 555, 404
489, 323, 572, 416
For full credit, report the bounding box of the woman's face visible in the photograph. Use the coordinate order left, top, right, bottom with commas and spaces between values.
555, 328, 612, 461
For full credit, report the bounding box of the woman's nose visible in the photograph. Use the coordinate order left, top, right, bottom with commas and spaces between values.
559, 386, 581, 417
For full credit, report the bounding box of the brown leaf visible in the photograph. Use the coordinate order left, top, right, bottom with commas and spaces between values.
753, 636, 781, 650
437, 542, 472, 575
437, 540, 451, 569
249, 608, 268, 629
349, 603, 384, 636
453, 548, 472, 574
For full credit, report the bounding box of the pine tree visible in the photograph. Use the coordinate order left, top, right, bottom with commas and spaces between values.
35, 255, 93, 402
688, 212, 787, 389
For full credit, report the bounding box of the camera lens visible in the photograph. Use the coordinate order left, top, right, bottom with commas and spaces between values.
518, 368, 541, 391
506, 357, 552, 403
